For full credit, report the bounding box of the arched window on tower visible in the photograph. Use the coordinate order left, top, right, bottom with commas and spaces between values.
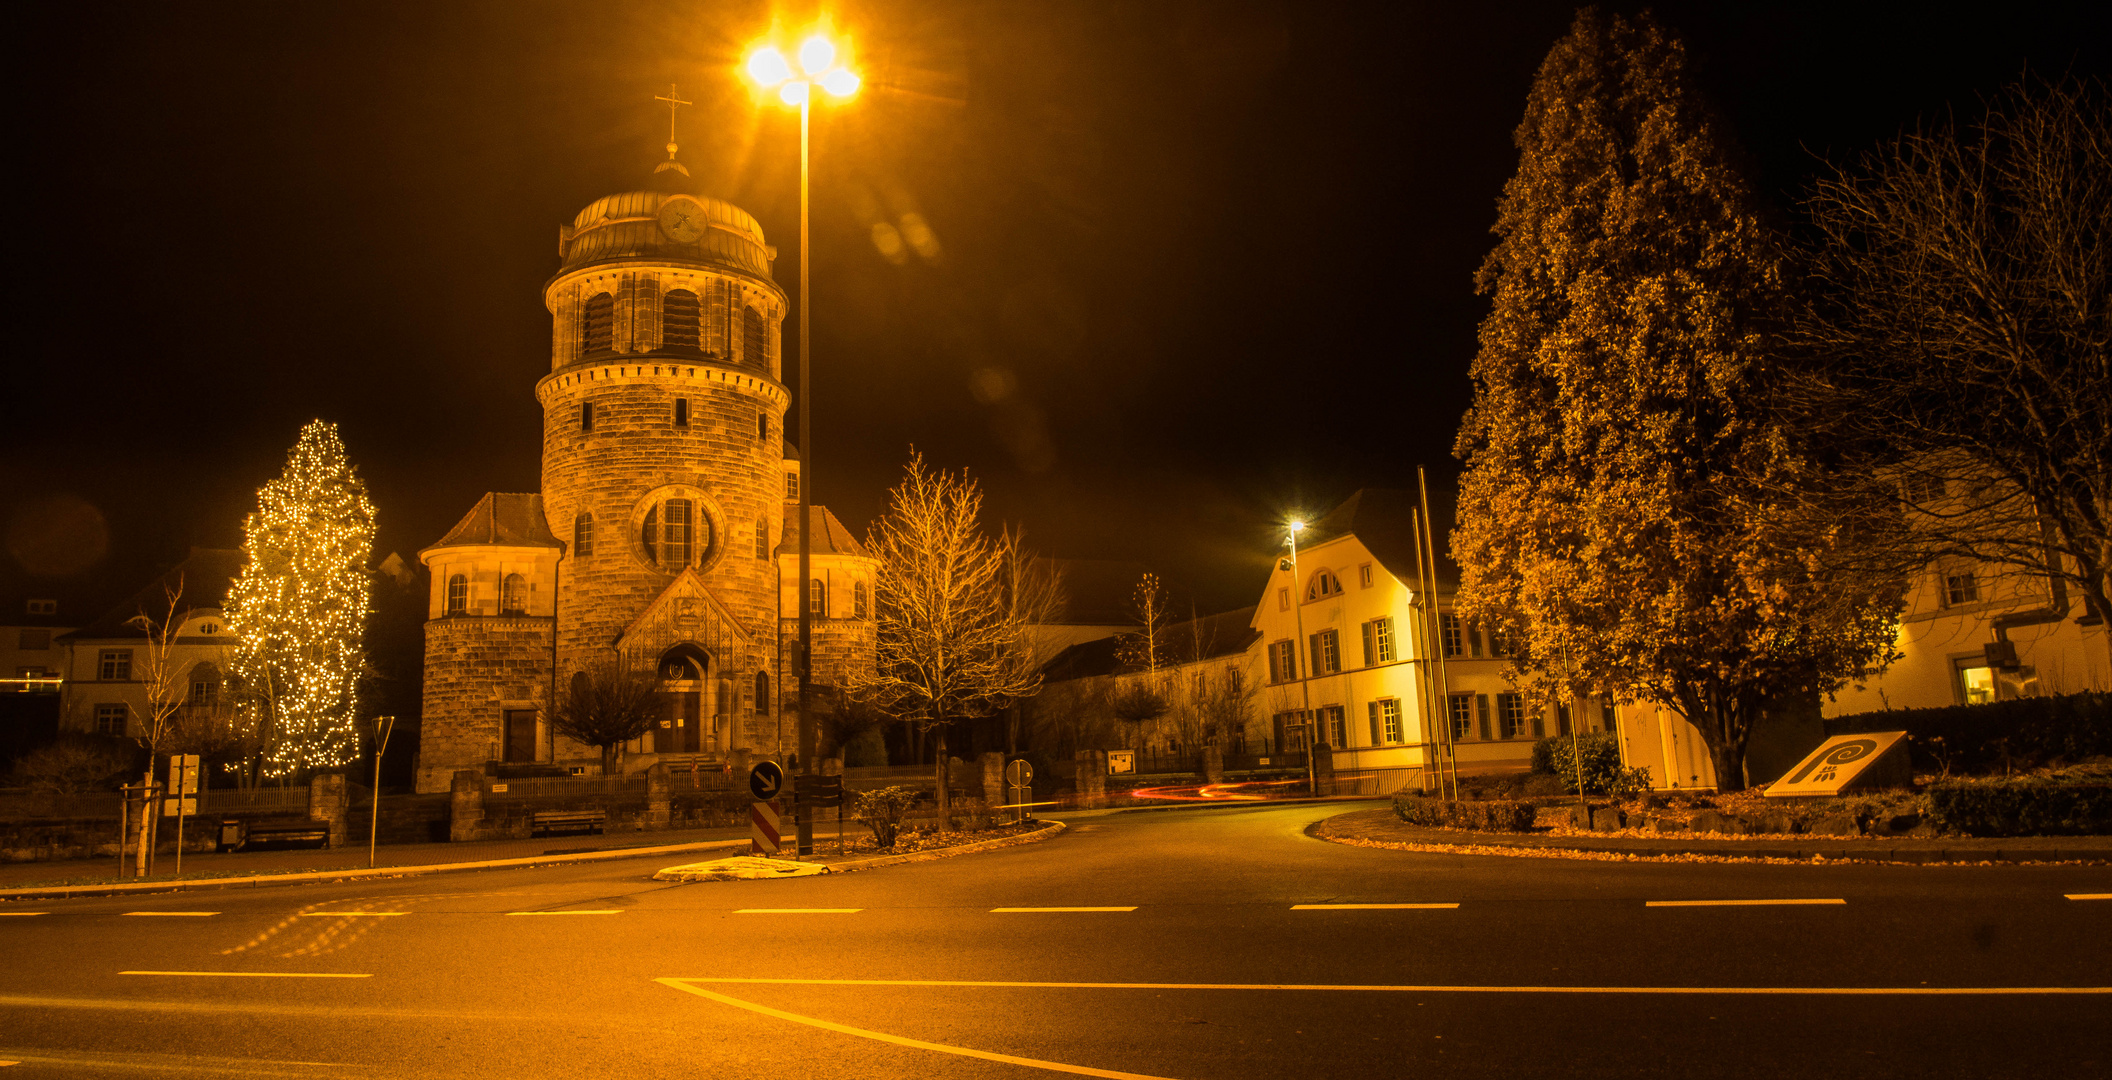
581, 292, 614, 355
662, 289, 700, 349
446, 574, 468, 615
754, 670, 771, 715
574, 512, 593, 559
743, 306, 767, 370
754, 517, 768, 559
645, 499, 698, 571
500, 573, 527, 615
809, 577, 827, 617
853, 580, 868, 619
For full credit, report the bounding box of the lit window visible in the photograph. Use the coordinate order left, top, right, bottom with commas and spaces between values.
94, 703, 127, 737
574, 513, 593, 559
1367, 699, 1401, 744
1943, 571, 1979, 607
1441, 613, 1465, 658
1957, 662, 1996, 706
1304, 570, 1342, 601
99, 650, 131, 681
1361, 618, 1395, 665
743, 306, 768, 369
809, 578, 827, 616
446, 575, 468, 615
663, 289, 700, 348
581, 292, 614, 354
1267, 640, 1297, 683
1359, 564, 1373, 588
1448, 693, 1475, 741
1309, 629, 1339, 675
501, 573, 527, 615
755, 518, 769, 559
674, 398, 690, 427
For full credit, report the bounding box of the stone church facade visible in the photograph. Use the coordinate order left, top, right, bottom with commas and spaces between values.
413, 161, 876, 793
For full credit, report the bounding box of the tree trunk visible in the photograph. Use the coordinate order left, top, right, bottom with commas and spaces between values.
932, 725, 950, 822
1709, 737, 1749, 794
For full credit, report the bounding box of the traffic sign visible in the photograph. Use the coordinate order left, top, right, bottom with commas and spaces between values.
1764, 731, 1910, 798
1107, 750, 1134, 775
1004, 758, 1033, 787
748, 760, 785, 801
750, 799, 781, 855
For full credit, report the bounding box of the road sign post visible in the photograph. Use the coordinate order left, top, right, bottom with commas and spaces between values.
748, 761, 786, 856
1004, 758, 1034, 825
369, 716, 395, 869
165, 755, 199, 875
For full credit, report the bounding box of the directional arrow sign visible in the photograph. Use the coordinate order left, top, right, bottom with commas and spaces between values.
748, 761, 785, 802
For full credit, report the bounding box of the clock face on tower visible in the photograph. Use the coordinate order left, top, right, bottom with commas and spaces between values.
658, 197, 707, 243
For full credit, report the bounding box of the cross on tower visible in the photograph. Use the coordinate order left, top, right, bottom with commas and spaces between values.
654, 83, 692, 158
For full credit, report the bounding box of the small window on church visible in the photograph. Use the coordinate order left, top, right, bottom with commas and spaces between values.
786, 471, 799, 500
501, 573, 527, 615
809, 578, 827, 617
580, 401, 594, 432
755, 518, 768, 559
581, 292, 614, 355
757, 410, 768, 441
755, 670, 771, 714
674, 398, 689, 428
574, 513, 592, 559
743, 306, 767, 370
853, 580, 868, 619
662, 289, 700, 349
446, 574, 468, 615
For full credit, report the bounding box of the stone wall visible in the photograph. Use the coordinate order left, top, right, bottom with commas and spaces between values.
418, 615, 555, 793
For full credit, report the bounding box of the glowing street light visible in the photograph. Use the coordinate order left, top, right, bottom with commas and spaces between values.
1285, 519, 1316, 796
745, 31, 860, 858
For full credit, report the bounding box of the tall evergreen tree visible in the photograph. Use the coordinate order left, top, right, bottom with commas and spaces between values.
225, 420, 376, 780
1452, 9, 1902, 790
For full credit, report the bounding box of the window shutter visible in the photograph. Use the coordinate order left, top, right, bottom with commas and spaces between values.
1477, 694, 1492, 741
1531, 710, 1545, 738
1367, 701, 1382, 745
1361, 622, 1375, 666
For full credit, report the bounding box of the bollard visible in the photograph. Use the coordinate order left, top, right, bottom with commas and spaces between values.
449, 769, 484, 842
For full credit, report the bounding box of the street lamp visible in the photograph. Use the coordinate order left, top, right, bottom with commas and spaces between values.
747, 32, 859, 858
1286, 520, 1317, 796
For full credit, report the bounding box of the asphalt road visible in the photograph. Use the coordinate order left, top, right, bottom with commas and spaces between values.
2, 802, 2107, 1079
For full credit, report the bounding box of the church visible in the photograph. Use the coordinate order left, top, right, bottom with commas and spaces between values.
412, 143, 876, 794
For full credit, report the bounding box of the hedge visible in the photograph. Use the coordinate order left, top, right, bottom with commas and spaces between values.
1531, 731, 1652, 797
1827, 691, 2111, 776
1393, 794, 1538, 832
1922, 781, 2112, 837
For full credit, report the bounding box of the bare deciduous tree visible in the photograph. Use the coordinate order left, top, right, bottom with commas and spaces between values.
1114, 572, 1171, 675
856, 453, 1043, 814
1796, 76, 2111, 666
551, 653, 661, 777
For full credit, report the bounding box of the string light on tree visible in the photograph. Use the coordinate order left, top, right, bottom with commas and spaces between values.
224, 420, 376, 780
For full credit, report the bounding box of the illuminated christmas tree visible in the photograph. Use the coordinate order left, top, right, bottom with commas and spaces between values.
225, 420, 376, 780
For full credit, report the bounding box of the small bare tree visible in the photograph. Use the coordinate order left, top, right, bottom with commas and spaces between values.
551, 652, 661, 777
1796, 76, 2111, 667
856, 453, 1043, 815
1108, 681, 1168, 751
1114, 572, 1172, 675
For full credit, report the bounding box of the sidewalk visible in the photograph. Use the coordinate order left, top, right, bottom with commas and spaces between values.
0, 819, 865, 900
1313, 807, 2112, 864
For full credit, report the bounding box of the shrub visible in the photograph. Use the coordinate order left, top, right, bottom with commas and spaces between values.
1392, 793, 1537, 832
7, 735, 137, 797
850, 785, 922, 849
1532, 731, 1652, 797
1923, 781, 2112, 837
1828, 691, 2112, 777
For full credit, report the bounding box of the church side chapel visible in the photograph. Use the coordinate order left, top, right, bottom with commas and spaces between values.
414, 100, 876, 793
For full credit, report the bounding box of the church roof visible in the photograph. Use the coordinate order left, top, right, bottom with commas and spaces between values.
778, 506, 866, 558
559, 190, 777, 285
1304, 488, 1451, 589
424, 493, 561, 552
59, 548, 242, 641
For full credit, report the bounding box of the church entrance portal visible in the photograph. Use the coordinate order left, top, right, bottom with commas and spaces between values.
656, 644, 711, 756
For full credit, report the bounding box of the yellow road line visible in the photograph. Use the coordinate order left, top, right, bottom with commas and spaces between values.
120, 971, 372, 979
122, 911, 219, 917
0, 912, 48, 916
735, 909, 863, 914
298, 912, 408, 917
2065, 893, 2111, 901
1645, 899, 1845, 907
657, 978, 1182, 1080
990, 907, 1136, 913
505, 910, 622, 915
664, 977, 2112, 996
1292, 903, 1459, 910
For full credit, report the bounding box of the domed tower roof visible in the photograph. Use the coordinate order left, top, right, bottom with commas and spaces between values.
557, 189, 776, 282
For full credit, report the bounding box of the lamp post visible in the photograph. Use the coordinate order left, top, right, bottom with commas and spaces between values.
747, 34, 859, 858
1287, 521, 1317, 796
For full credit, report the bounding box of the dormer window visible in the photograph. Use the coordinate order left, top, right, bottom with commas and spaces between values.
1305, 569, 1342, 602
27, 599, 56, 616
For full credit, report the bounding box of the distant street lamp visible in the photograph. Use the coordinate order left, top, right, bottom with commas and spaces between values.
1286, 521, 1317, 796
746, 33, 859, 858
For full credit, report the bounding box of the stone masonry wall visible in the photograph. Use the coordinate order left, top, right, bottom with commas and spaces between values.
418, 616, 555, 793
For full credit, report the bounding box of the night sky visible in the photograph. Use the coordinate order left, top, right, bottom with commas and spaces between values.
6, 0, 2108, 617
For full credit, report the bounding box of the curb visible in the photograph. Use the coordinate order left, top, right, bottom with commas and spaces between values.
1307, 817, 2112, 866
1052, 796, 1386, 819
824, 819, 1067, 872
0, 838, 751, 902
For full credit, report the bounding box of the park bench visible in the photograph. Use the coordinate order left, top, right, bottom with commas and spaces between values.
531, 809, 606, 837
238, 818, 331, 849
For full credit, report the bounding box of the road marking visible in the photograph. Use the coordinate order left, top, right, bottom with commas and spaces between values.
1292, 903, 1459, 910
666, 977, 2112, 996
735, 908, 863, 914
2066, 893, 2111, 901
506, 910, 622, 915
0, 912, 48, 917
298, 911, 409, 917
1645, 899, 1845, 907
120, 971, 372, 979
122, 911, 219, 917
657, 978, 1182, 1080
990, 907, 1137, 913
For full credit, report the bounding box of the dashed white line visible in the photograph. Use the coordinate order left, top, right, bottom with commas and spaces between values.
2065, 893, 2111, 901
1292, 903, 1459, 910
122, 911, 219, 917
506, 909, 622, 915
990, 907, 1136, 913
1646, 899, 1845, 907
298, 911, 408, 917
120, 971, 372, 979
735, 908, 863, 914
